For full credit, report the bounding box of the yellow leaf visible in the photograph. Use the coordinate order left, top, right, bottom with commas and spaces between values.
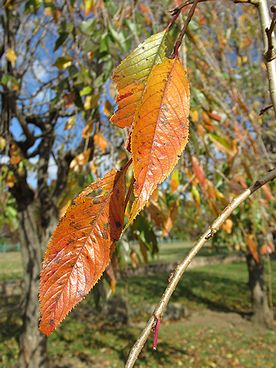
170, 170, 180, 193
83, 0, 94, 16
44, 7, 52, 16
190, 110, 199, 123
6, 48, 17, 64
89, 162, 98, 174
59, 199, 71, 218
10, 142, 21, 165
191, 185, 201, 208
54, 56, 72, 70
103, 100, 113, 117
84, 96, 94, 110
0, 136, 6, 151
6, 172, 16, 188
65, 116, 76, 130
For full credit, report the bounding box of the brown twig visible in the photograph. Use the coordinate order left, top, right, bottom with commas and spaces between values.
170, 0, 215, 15
166, 6, 181, 31
257, 0, 276, 116
264, 7, 276, 62
172, 0, 201, 57
259, 104, 273, 115
125, 167, 276, 368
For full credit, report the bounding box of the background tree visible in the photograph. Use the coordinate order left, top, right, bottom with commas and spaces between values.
0, 0, 275, 367
0, 0, 143, 366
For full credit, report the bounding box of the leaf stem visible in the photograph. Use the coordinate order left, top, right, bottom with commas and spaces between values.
152, 318, 161, 350
125, 167, 276, 368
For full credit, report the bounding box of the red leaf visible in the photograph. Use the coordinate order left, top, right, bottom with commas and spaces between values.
191, 156, 208, 196
39, 168, 127, 335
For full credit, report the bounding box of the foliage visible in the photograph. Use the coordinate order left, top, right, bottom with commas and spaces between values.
0, 0, 274, 349
40, 167, 127, 335
40, 15, 190, 335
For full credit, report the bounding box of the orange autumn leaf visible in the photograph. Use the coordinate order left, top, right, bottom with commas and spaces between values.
111, 31, 167, 128
163, 201, 179, 236
6, 172, 16, 188
10, 142, 22, 165
260, 241, 275, 255
129, 57, 190, 222
103, 100, 113, 117
105, 264, 116, 293
202, 111, 215, 132
191, 156, 208, 196
82, 120, 94, 138
245, 234, 259, 263
94, 132, 107, 152
69, 149, 91, 171
221, 219, 233, 234
261, 184, 273, 201
208, 111, 222, 122
39, 168, 126, 336
139, 3, 152, 25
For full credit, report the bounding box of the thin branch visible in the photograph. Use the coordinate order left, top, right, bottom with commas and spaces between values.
264, 6, 276, 62
172, 0, 201, 57
166, 7, 181, 31
259, 104, 273, 115
125, 167, 276, 368
170, 0, 214, 15
257, 0, 276, 117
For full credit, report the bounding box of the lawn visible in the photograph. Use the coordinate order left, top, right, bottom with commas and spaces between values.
0, 252, 23, 281
0, 240, 232, 281
0, 251, 276, 368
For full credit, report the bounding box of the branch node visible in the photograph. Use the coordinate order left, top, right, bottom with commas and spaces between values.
263, 12, 276, 62
251, 180, 262, 192
205, 228, 214, 240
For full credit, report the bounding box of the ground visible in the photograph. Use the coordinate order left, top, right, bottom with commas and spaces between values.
0, 243, 275, 367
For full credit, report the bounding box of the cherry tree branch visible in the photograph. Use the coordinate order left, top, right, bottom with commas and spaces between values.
257, 1, 276, 116
125, 167, 276, 368
170, 0, 276, 116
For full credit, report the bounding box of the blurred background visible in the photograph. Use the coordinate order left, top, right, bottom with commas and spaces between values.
0, 0, 275, 367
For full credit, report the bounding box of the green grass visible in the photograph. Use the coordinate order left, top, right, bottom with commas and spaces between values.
0, 241, 230, 281
1, 259, 276, 367
0, 252, 23, 281
150, 240, 231, 264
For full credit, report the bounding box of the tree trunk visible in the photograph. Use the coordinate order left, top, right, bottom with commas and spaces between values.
18, 202, 57, 368
246, 253, 274, 327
